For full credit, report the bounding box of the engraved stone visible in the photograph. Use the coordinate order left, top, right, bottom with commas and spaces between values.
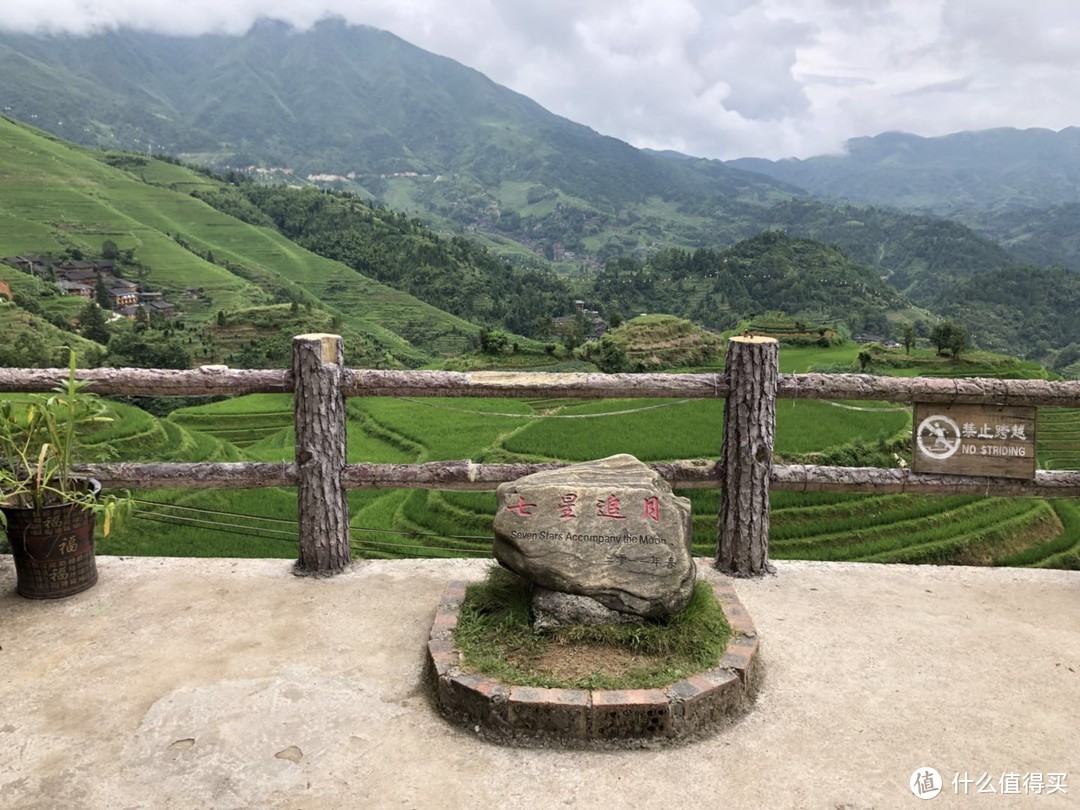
493, 454, 695, 618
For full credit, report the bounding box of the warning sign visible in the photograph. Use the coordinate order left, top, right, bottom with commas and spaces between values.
911, 403, 1036, 479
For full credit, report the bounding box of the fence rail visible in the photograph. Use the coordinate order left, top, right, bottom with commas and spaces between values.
5, 365, 1080, 407
5, 333, 1080, 576
75, 461, 1080, 498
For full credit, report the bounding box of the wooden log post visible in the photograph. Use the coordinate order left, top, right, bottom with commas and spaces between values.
292, 334, 351, 575
717, 335, 779, 576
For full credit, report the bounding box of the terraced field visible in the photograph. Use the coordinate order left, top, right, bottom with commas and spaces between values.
0, 116, 480, 364
170, 394, 294, 449
98, 386, 1080, 570
1038, 408, 1080, 470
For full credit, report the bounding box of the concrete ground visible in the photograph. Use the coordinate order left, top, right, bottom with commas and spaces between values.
0, 555, 1077, 810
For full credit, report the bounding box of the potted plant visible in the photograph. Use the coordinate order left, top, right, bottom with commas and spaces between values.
0, 351, 130, 598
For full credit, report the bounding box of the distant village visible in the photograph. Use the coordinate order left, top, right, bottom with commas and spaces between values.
554, 299, 607, 340
1, 254, 180, 321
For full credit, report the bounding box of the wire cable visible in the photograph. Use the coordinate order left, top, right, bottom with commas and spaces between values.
133, 509, 298, 539
350, 524, 492, 541
132, 512, 297, 543
132, 497, 298, 525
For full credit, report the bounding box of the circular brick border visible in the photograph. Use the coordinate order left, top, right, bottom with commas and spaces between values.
426, 574, 760, 746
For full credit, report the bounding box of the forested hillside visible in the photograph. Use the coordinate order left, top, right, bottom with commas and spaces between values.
0, 17, 1029, 292
727, 128, 1080, 215
0, 116, 491, 367
195, 183, 574, 337
590, 232, 905, 334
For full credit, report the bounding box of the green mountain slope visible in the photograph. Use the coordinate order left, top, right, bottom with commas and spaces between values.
0, 115, 482, 366
0, 20, 1038, 295
4, 24, 1080, 361
958, 202, 1080, 270
0, 19, 809, 268
194, 182, 575, 337
591, 231, 907, 334
727, 128, 1080, 215
0, 20, 794, 205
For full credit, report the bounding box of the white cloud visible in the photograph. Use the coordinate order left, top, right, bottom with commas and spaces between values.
2, 0, 1079, 158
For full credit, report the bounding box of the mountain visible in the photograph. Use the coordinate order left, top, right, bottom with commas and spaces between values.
727, 128, 1080, 216
0, 21, 1034, 282
590, 231, 909, 336
0, 115, 494, 367
4, 21, 1080, 360
0, 20, 795, 207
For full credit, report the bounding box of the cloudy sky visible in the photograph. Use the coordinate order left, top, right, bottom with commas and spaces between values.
3, 0, 1079, 159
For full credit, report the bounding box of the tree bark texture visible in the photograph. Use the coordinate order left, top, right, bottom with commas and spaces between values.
342, 458, 723, 490
770, 464, 1080, 496
345, 369, 728, 399
75, 460, 1080, 498
292, 334, 350, 576
78, 461, 297, 489
778, 373, 1080, 407
1, 363, 1079, 407
717, 336, 779, 577
0, 366, 289, 395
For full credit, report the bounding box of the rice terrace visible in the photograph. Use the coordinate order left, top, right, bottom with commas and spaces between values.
70, 341, 1080, 571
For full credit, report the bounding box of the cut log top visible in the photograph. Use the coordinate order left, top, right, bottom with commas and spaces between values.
730, 335, 779, 345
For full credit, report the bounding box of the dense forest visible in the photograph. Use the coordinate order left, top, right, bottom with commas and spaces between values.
591, 232, 902, 334
195, 183, 576, 338
192, 179, 910, 340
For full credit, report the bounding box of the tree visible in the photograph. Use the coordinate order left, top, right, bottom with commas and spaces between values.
0, 332, 51, 367
216, 310, 227, 328
106, 331, 190, 369
901, 324, 916, 355
947, 325, 969, 359
101, 240, 120, 260
79, 302, 110, 345
593, 336, 629, 373
857, 349, 872, 372
929, 321, 956, 356
930, 320, 969, 358
557, 312, 589, 353
478, 327, 509, 355
95, 274, 111, 309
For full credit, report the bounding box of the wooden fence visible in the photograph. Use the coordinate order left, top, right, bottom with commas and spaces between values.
2, 333, 1079, 576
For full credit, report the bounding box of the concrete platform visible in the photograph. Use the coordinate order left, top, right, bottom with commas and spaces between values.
1, 555, 1077, 809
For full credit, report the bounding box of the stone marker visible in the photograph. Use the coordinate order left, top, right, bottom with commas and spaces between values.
493, 454, 695, 619
531, 586, 643, 630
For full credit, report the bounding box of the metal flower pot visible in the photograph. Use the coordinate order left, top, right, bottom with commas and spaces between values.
2, 479, 101, 599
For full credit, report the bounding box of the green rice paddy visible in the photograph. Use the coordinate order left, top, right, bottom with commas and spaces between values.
96, 379, 1080, 570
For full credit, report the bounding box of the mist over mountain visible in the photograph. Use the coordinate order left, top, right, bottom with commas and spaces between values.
728, 128, 1080, 214
0, 19, 794, 205
2, 18, 1079, 361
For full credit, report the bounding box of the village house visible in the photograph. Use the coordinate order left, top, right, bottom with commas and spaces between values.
146, 299, 176, 319
1, 254, 179, 321
1, 254, 48, 277
57, 279, 95, 298
554, 299, 608, 340
109, 287, 139, 308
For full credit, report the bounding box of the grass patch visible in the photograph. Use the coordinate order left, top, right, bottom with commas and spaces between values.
454, 567, 731, 690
